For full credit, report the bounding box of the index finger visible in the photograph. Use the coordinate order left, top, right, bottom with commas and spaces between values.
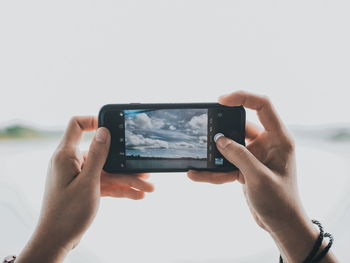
219, 91, 285, 132
101, 172, 154, 192
59, 116, 98, 148
187, 170, 240, 184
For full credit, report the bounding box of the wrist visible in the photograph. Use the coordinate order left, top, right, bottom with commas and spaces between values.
269, 213, 318, 262
16, 229, 70, 263
269, 213, 337, 263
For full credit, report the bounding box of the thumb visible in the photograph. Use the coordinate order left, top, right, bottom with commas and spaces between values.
214, 133, 265, 179
82, 127, 110, 179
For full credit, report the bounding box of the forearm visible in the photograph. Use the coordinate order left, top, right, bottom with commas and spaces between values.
270, 215, 337, 263
15, 230, 69, 263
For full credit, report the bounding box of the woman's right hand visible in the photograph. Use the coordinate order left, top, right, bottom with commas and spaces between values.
15, 116, 154, 263
188, 91, 337, 263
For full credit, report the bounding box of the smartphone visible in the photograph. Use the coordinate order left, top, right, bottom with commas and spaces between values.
98, 103, 245, 173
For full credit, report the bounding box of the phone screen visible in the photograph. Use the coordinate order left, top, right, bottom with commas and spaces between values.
99, 104, 245, 173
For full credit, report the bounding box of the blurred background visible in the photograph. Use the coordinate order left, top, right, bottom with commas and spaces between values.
1, 0, 349, 262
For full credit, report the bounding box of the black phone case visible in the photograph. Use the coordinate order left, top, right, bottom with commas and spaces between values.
98, 103, 245, 173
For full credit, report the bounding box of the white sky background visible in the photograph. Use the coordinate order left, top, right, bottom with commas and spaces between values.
1, 2, 350, 262
0, 0, 350, 128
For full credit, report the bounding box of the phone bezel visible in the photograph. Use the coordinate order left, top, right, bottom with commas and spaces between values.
98, 103, 246, 173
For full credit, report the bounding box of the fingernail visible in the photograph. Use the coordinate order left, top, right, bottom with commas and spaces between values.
214, 133, 231, 149
95, 128, 107, 143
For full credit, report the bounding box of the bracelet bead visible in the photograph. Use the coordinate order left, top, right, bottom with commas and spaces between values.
3, 255, 16, 263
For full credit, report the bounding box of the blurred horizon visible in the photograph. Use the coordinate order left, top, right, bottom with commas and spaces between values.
1, 120, 350, 142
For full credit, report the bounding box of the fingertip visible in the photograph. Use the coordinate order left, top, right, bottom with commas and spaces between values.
215, 135, 234, 149
145, 183, 155, 193
218, 96, 227, 106
214, 133, 225, 143
150, 184, 155, 192
95, 127, 110, 143
133, 191, 145, 200
218, 94, 226, 101
187, 171, 200, 182
187, 170, 201, 181
218, 92, 236, 105
187, 172, 194, 180
137, 173, 150, 179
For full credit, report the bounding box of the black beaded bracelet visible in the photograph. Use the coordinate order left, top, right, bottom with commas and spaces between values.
303, 220, 325, 262
279, 220, 333, 263
310, 232, 334, 263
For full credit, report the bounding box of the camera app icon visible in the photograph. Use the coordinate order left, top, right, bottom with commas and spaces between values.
214, 157, 224, 166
